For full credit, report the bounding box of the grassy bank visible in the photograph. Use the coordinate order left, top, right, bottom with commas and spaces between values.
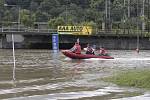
104, 69, 150, 89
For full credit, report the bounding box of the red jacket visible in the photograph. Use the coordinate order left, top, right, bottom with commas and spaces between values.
71, 43, 81, 54
74, 44, 81, 54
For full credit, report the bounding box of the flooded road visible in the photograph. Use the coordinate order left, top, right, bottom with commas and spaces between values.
0, 49, 150, 100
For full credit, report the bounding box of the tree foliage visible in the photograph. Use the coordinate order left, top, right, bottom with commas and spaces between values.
48, 17, 65, 28
1, 0, 149, 31
20, 9, 35, 27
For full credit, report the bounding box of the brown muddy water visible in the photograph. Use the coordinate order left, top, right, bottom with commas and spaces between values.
0, 49, 150, 100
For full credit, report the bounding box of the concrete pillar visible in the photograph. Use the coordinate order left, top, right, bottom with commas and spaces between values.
102, 22, 105, 30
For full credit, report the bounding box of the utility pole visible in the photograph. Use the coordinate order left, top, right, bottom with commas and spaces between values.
142, 0, 145, 31
105, 0, 111, 31
123, 0, 126, 34
108, 0, 111, 30
127, 0, 130, 18
105, 0, 108, 19
137, 0, 139, 51
148, 0, 150, 33
105, 0, 108, 31
123, 0, 126, 18
127, 0, 130, 34
18, 6, 20, 31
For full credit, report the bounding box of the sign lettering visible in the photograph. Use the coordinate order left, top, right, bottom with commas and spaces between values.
57, 26, 92, 35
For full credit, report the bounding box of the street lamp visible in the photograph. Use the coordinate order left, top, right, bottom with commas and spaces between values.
4, 3, 20, 31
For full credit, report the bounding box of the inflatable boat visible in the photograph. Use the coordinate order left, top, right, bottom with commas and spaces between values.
62, 50, 114, 59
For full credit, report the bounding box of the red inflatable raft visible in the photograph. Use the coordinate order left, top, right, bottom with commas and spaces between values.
62, 50, 114, 59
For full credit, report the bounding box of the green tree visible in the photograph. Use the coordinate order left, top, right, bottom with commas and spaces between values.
20, 9, 35, 27
0, 0, 4, 27
35, 11, 49, 22
48, 17, 65, 28
39, 0, 60, 13
3, 10, 14, 26
1, 0, 148, 32
80, 21, 97, 34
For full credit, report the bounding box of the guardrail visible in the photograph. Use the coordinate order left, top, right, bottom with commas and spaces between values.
0, 28, 150, 37
96, 29, 150, 36
0, 28, 57, 33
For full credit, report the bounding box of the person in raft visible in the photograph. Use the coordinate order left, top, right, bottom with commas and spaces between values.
84, 44, 95, 55
70, 42, 81, 54
99, 47, 108, 56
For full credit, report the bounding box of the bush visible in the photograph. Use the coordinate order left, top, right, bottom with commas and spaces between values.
104, 69, 150, 89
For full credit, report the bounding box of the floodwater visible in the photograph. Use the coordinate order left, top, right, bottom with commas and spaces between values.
0, 49, 150, 100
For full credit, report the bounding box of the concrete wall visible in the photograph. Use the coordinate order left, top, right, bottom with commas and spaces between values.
1, 34, 150, 50
59, 35, 150, 50
6, 34, 24, 42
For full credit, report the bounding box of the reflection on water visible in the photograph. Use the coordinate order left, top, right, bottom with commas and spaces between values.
0, 49, 150, 100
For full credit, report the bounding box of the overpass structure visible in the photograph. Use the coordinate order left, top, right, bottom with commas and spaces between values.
1, 28, 150, 49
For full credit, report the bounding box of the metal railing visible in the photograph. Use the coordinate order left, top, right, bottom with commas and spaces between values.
0, 27, 150, 37
96, 29, 150, 36
0, 28, 57, 33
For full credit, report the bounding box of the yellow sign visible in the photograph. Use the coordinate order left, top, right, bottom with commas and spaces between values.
57, 26, 92, 35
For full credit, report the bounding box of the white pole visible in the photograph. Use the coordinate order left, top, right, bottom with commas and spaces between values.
12, 34, 16, 81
